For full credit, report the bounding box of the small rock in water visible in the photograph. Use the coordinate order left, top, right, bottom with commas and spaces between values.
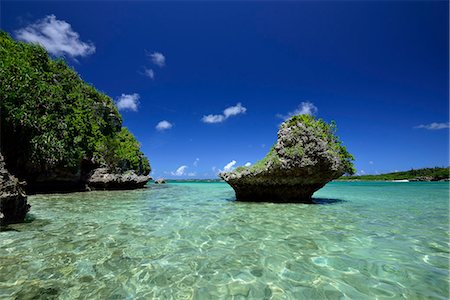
86, 167, 150, 190
0, 153, 30, 225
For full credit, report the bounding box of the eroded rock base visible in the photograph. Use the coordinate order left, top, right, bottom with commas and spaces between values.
230, 183, 324, 203
0, 154, 30, 225
87, 168, 150, 190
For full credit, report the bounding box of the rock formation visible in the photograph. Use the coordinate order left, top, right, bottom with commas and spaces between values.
86, 168, 150, 190
154, 178, 166, 184
220, 114, 354, 203
1, 32, 151, 194
0, 154, 30, 225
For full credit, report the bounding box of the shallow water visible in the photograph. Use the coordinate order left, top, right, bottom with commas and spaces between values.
0, 182, 448, 299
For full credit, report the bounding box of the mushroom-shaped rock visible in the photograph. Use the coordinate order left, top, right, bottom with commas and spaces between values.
0, 154, 30, 225
220, 115, 354, 203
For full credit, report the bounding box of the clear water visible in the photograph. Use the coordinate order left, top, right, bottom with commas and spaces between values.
0, 182, 448, 299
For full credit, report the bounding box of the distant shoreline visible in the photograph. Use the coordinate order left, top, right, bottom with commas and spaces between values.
156, 179, 449, 183
336, 167, 449, 182
334, 179, 449, 182
156, 167, 450, 183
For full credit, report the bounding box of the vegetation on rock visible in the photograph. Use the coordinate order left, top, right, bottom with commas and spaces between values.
95, 128, 151, 175
0, 32, 150, 188
220, 114, 355, 202
234, 114, 355, 176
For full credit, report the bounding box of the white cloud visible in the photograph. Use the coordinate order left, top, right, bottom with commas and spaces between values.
193, 158, 199, 167
278, 101, 318, 120
222, 160, 237, 172
116, 93, 140, 112
369, 161, 374, 165
148, 52, 165, 67
414, 122, 450, 130
294, 102, 318, 116
156, 120, 173, 131
202, 114, 225, 123
144, 68, 155, 80
202, 103, 247, 124
187, 172, 196, 177
15, 15, 95, 58
244, 162, 251, 167
171, 165, 188, 176
223, 103, 247, 118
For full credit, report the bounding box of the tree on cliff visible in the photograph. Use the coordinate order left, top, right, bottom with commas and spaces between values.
0, 31, 150, 187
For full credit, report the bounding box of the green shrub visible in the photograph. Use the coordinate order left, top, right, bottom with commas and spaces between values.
0, 31, 150, 177
236, 114, 354, 175
95, 128, 150, 175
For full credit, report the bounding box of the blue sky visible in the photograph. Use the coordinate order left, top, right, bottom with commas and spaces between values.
2, 1, 449, 178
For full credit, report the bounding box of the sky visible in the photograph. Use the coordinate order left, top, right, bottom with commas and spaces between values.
1, 1, 449, 178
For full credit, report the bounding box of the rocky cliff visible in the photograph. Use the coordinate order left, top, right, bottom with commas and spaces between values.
0, 31, 151, 193
220, 114, 354, 203
0, 154, 29, 225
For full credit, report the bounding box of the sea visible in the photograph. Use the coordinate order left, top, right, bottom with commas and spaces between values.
0, 182, 448, 299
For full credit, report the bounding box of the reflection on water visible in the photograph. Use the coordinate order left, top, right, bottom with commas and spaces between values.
0, 182, 448, 299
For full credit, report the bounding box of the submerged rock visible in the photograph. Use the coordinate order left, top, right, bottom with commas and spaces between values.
220, 114, 354, 203
154, 178, 166, 184
86, 168, 151, 190
0, 154, 30, 225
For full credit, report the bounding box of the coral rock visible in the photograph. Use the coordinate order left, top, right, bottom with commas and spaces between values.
220, 115, 354, 203
86, 168, 150, 190
0, 154, 30, 225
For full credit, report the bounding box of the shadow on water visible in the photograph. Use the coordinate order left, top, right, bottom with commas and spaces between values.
0, 225, 19, 232
225, 197, 346, 205
0, 214, 52, 232
149, 184, 171, 190
0, 215, 38, 232
24, 213, 37, 223
312, 198, 346, 205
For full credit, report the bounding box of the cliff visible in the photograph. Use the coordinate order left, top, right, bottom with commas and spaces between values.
0, 32, 150, 193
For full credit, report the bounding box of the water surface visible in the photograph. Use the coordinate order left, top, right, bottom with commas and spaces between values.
1, 182, 448, 299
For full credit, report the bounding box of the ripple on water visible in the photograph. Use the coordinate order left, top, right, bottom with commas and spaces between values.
0, 182, 448, 299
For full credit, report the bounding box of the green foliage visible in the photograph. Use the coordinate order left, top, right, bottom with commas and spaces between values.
237, 115, 354, 174
0, 31, 150, 176
286, 115, 355, 174
234, 166, 247, 172
340, 167, 449, 181
248, 145, 281, 172
95, 128, 150, 175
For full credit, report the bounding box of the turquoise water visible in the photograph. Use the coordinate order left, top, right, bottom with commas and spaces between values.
0, 182, 448, 299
